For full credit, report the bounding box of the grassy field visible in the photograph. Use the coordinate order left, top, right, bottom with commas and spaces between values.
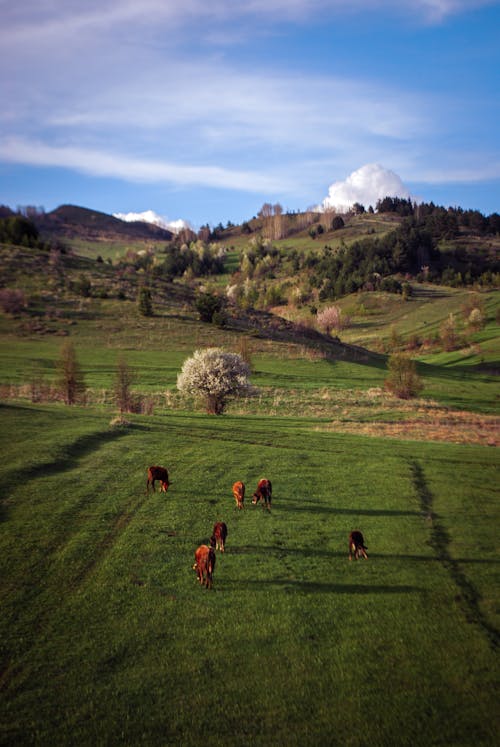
0, 403, 498, 746
1, 228, 499, 745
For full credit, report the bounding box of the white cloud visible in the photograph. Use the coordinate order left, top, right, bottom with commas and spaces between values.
113, 210, 170, 229
319, 164, 415, 212
0, 137, 288, 193
114, 210, 191, 234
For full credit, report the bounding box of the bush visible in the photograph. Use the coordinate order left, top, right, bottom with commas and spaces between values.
195, 291, 224, 323
0, 288, 26, 314
384, 352, 423, 399
138, 286, 153, 316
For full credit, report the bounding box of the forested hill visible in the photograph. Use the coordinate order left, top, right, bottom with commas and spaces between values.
1, 198, 499, 296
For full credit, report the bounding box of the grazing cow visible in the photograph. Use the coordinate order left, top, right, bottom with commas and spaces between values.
193, 545, 216, 589
232, 481, 245, 510
349, 530, 368, 561
252, 478, 272, 510
146, 466, 170, 493
210, 522, 228, 553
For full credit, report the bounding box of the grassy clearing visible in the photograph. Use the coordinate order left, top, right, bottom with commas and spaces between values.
0, 326, 498, 418
0, 404, 498, 746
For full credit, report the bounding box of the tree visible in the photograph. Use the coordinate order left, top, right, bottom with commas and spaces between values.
439, 313, 460, 351
138, 286, 153, 316
177, 348, 254, 415
317, 305, 350, 334
384, 352, 423, 399
57, 341, 85, 405
114, 356, 135, 413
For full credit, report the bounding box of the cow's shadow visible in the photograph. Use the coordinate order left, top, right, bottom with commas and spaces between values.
279, 502, 418, 518
229, 546, 500, 566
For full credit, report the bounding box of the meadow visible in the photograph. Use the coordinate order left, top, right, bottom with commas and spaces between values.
1, 229, 499, 745
0, 402, 499, 746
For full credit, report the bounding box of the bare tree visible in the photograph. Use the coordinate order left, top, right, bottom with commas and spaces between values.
114, 356, 135, 413
57, 341, 85, 405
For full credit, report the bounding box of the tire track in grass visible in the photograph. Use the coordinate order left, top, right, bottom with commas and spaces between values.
5, 426, 150, 601
410, 459, 499, 650
69, 493, 148, 590
0, 428, 131, 501
1, 427, 146, 695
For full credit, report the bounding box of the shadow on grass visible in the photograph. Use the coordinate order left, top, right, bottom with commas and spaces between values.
230, 546, 500, 568
0, 426, 136, 516
279, 502, 418, 517
222, 579, 423, 594
409, 459, 500, 650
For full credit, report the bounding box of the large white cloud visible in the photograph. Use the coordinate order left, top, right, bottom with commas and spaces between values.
319, 164, 415, 212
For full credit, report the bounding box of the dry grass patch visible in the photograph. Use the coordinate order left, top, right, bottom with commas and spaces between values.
317, 393, 499, 446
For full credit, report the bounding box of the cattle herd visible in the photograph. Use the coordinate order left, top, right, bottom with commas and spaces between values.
147, 467, 368, 590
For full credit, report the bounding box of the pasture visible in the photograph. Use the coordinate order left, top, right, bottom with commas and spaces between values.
1, 403, 498, 746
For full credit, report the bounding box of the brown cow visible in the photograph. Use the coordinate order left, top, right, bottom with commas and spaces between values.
193, 544, 216, 589
146, 466, 170, 493
349, 530, 368, 561
252, 478, 272, 510
232, 481, 245, 510
210, 522, 227, 553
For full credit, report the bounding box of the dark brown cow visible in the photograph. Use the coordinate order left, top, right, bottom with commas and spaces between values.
193, 544, 216, 589
210, 522, 228, 553
146, 466, 170, 493
252, 478, 272, 510
349, 530, 368, 561
232, 481, 245, 510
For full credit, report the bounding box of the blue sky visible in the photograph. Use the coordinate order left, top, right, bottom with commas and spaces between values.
1, 1, 499, 229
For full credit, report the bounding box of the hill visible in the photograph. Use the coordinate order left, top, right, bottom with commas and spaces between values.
0, 199, 498, 431
33, 204, 174, 242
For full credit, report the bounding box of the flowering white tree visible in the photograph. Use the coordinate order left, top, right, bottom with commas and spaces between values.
177, 348, 254, 415
317, 305, 350, 334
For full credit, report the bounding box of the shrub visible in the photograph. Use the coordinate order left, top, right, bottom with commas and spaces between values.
468, 308, 485, 331
73, 274, 92, 297
0, 287, 26, 314
384, 352, 423, 399
195, 291, 224, 323
137, 286, 153, 316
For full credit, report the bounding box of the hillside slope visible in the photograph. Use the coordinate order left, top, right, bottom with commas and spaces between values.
34, 204, 173, 242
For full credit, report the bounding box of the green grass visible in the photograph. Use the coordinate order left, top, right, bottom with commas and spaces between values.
0, 403, 498, 746
63, 237, 166, 261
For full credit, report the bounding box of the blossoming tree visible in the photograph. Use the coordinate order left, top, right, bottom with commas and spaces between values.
177, 348, 254, 415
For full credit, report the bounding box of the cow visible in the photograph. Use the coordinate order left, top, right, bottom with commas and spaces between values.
252, 478, 272, 510
193, 544, 216, 589
146, 466, 170, 493
232, 481, 245, 510
349, 530, 368, 561
210, 522, 227, 553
